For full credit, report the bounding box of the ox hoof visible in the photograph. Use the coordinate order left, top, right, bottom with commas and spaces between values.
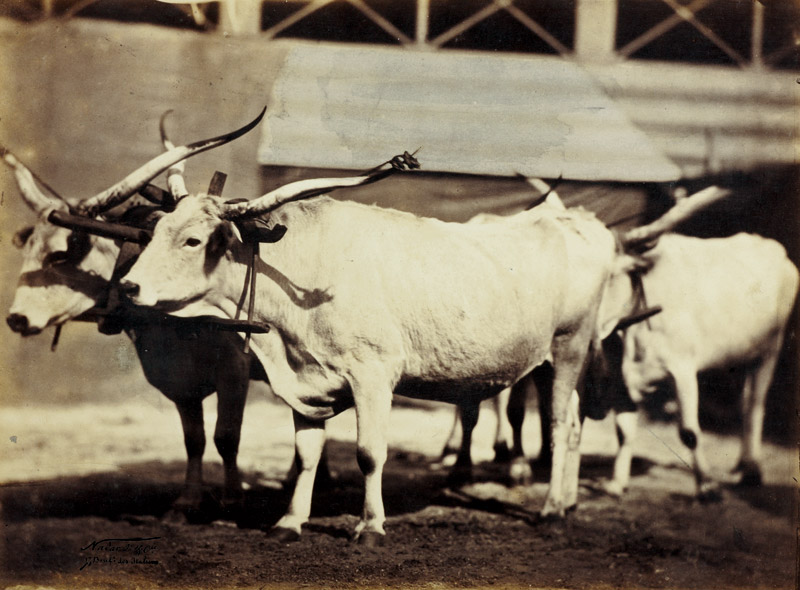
733, 461, 762, 488
535, 512, 568, 532
697, 483, 723, 504
354, 531, 385, 547
440, 446, 459, 461
265, 527, 300, 543
539, 499, 569, 522
508, 459, 534, 487
737, 470, 762, 488
445, 467, 473, 488
492, 442, 512, 464
600, 480, 626, 498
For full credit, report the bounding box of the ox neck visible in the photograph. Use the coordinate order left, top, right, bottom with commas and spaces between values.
213, 236, 318, 333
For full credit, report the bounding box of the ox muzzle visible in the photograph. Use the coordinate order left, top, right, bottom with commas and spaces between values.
6, 313, 38, 335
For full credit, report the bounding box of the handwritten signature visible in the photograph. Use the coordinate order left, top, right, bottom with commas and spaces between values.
80, 537, 161, 571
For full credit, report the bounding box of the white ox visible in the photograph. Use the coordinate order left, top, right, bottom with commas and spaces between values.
2, 114, 491, 518
595, 231, 798, 498
119, 159, 617, 544
1, 118, 270, 516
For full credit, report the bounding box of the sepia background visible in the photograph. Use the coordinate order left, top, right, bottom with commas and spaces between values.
0, 1, 798, 588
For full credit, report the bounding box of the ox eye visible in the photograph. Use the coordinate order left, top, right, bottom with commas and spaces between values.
184, 237, 202, 248
43, 251, 70, 268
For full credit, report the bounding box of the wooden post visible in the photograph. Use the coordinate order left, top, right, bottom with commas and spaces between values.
219, 0, 263, 36
750, 0, 764, 70
574, 0, 618, 62
416, 0, 430, 48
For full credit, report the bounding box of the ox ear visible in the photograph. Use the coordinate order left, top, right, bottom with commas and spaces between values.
13, 225, 35, 249
205, 222, 234, 265
596, 257, 639, 340
596, 254, 658, 339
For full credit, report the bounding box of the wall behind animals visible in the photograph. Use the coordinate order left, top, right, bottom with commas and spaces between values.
0, 18, 287, 405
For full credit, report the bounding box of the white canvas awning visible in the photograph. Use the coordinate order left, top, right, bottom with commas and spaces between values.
258, 43, 681, 182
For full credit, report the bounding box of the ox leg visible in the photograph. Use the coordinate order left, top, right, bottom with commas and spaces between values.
492, 388, 513, 463
671, 366, 719, 501
213, 380, 248, 511
269, 411, 326, 542
174, 400, 206, 512
532, 364, 554, 469
440, 408, 462, 461
507, 379, 533, 486
352, 381, 393, 546
605, 409, 638, 497
562, 389, 584, 509
736, 350, 780, 487
446, 400, 480, 487
541, 336, 590, 518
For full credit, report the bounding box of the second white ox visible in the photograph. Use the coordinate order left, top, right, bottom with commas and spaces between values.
120, 165, 616, 543
595, 231, 799, 498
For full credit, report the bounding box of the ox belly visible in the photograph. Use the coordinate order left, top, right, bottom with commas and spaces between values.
394, 377, 515, 405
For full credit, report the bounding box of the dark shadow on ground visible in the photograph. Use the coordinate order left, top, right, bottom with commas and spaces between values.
726, 482, 797, 520
2, 438, 789, 538
0, 440, 467, 530
579, 454, 657, 482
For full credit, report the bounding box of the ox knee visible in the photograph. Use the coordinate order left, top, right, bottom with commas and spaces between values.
357, 446, 378, 477
679, 428, 698, 450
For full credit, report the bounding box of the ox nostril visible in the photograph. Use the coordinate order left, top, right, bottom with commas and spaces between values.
118, 279, 140, 297
7, 313, 29, 334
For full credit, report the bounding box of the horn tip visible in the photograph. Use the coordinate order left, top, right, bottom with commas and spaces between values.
253, 106, 267, 125
160, 110, 175, 146
0, 145, 15, 164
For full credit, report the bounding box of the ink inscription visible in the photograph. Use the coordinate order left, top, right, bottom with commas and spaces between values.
79, 537, 161, 571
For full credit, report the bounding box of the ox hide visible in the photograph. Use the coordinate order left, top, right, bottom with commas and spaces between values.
256, 166, 798, 444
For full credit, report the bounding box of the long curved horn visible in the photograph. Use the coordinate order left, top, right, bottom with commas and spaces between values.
622, 185, 732, 250
77, 107, 266, 217
160, 109, 186, 205
1, 147, 67, 214
221, 151, 420, 220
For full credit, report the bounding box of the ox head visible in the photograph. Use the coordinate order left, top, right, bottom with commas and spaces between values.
594, 184, 732, 342
3, 149, 120, 335
121, 153, 419, 312
4, 108, 266, 335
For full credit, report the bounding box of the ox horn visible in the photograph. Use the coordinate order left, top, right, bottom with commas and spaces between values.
220, 151, 420, 220
621, 185, 732, 251
77, 107, 266, 217
1, 147, 68, 214
159, 109, 187, 206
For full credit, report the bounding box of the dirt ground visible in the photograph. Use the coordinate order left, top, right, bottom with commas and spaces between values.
1, 393, 796, 590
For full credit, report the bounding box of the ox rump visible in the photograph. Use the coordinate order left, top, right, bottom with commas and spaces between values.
120, 176, 617, 544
